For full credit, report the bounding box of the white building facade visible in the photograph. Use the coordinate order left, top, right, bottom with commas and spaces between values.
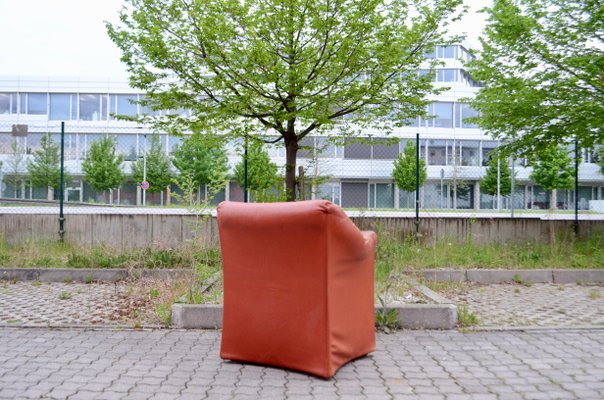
1, 44, 603, 209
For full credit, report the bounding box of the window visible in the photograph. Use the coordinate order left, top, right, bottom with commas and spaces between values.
341, 182, 368, 208
369, 183, 394, 209
50, 94, 77, 120
461, 141, 480, 166
110, 94, 138, 118
79, 94, 108, 121
0, 93, 17, 114
455, 103, 480, 128
428, 140, 447, 166
317, 182, 341, 205
344, 140, 371, 159
20, 93, 48, 115
437, 69, 458, 82
481, 141, 499, 166
433, 102, 453, 128
372, 139, 399, 160
298, 136, 315, 159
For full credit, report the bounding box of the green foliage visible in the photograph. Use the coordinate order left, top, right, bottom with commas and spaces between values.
529, 145, 574, 192
467, 0, 604, 155
58, 291, 72, 300
457, 304, 478, 327
375, 296, 402, 334
172, 133, 229, 191
81, 136, 125, 194
234, 140, 281, 201
107, 0, 464, 200
598, 146, 604, 176
131, 134, 173, 193
481, 155, 512, 196
155, 303, 172, 327
392, 141, 427, 194
27, 134, 70, 191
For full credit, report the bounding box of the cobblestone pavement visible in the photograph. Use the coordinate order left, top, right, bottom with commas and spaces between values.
1, 328, 604, 400
0, 282, 167, 328
448, 283, 604, 328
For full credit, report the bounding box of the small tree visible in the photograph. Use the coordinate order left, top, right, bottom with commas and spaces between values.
27, 134, 70, 200
172, 133, 229, 202
392, 141, 426, 208
131, 134, 173, 197
481, 154, 512, 208
82, 136, 125, 203
3, 138, 23, 197
234, 140, 280, 202
529, 145, 574, 210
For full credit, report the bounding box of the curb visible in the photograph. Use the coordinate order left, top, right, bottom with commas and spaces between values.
407, 269, 604, 284
171, 303, 458, 330
0, 268, 191, 283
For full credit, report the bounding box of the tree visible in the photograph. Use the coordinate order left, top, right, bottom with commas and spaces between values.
392, 141, 426, 208
234, 140, 280, 201
529, 145, 574, 210
172, 133, 229, 199
82, 136, 125, 203
107, 0, 463, 201
481, 154, 512, 198
4, 138, 23, 198
27, 134, 69, 200
131, 134, 173, 194
468, 0, 604, 155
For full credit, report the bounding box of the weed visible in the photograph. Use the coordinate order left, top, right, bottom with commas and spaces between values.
31, 280, 42, 287
66, 252, 92, 268
512, 274, 532, 287
63, 276, 73, 284
156, 304, 172, 327
457, 304, 479, 327
58, 291, 72, 300
133, 320, 142, 330
375, 295, 402, 334
588, 289, 601, 300
514, 288, 521, 294
149, 288, 160, 298
84, 275, 94, 284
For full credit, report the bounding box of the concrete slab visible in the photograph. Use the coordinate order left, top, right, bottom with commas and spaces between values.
171, 303, 222, 329
416, 269, 467, 283
38, 268, 129, 283
393, 304, 457, 330
553, 269, 604, 284
466, 269, 553, 284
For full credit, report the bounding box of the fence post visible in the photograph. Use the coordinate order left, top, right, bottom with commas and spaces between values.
59, 121, 65, 241
574, 137, 579, 236
415, 133, 420, 241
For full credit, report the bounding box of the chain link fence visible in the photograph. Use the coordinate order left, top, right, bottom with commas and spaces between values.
1, 121, 603, 217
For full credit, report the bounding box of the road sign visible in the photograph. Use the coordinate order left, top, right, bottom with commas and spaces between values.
141, 180, 149, 190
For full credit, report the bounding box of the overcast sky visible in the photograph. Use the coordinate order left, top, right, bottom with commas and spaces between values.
0, 0, 490, 79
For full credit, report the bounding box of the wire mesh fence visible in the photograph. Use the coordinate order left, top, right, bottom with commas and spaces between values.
0, 121, 603, 217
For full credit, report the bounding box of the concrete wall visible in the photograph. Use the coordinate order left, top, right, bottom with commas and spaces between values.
1, 213, 602, 248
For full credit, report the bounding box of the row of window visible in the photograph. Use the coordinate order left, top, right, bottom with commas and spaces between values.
1, 97, 479, 127
0, 93, 189, 120
5, 175, 602, 211
423, 45, 475, 62
419, 69, 482, 87
2, 133, 600, 169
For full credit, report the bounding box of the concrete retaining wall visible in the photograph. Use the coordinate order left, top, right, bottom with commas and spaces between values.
0, 213, 603, 248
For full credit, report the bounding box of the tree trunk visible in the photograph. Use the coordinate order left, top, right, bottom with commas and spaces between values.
550, 189, 557, 210
284, 135, 298, 202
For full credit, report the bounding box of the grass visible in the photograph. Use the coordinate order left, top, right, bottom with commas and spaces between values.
457, 304, 479, 327
374, 230, 604, 272
0, 239, 223, 270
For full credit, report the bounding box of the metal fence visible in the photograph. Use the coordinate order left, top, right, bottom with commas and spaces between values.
1, 121, 603, 218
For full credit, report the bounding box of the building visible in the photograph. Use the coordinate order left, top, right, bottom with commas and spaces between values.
1, 44, 603, 210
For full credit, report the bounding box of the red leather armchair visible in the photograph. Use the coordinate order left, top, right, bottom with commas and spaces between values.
217, 200, 377, 378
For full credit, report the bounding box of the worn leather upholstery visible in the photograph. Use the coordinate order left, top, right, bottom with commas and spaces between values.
217, 200, 377, 378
